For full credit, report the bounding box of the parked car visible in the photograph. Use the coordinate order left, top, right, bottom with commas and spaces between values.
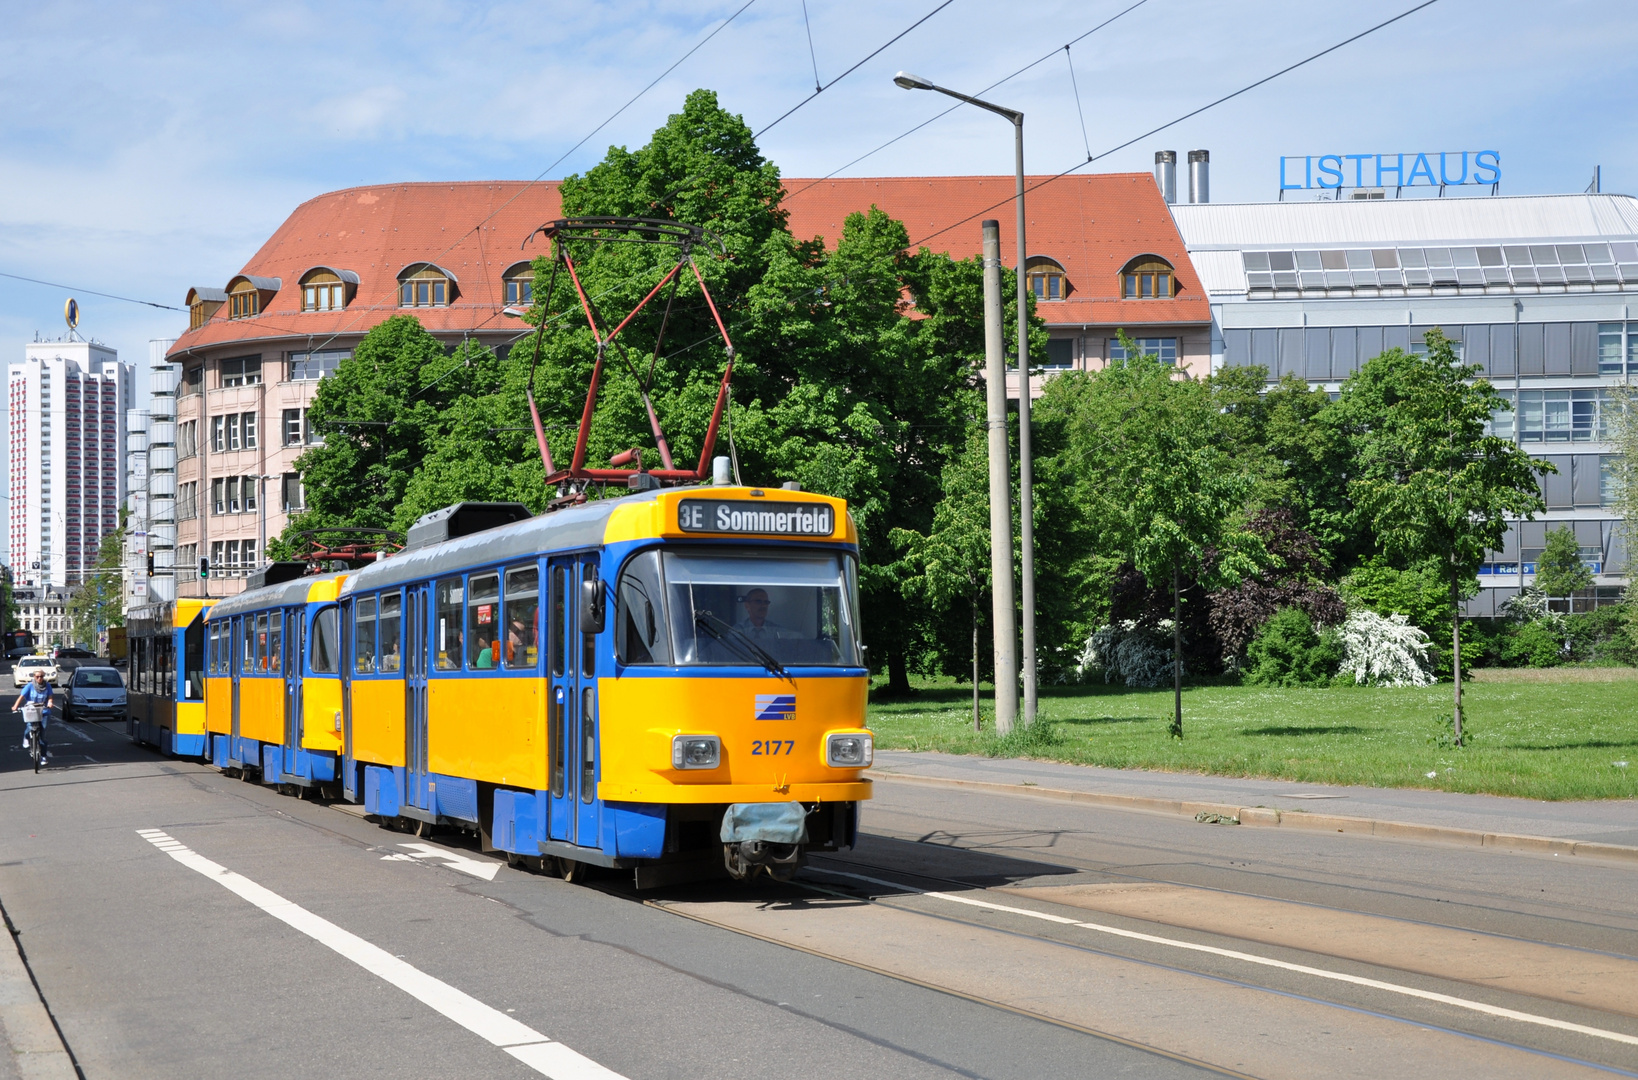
61, 666, 127, 722
12, 656, 56, 688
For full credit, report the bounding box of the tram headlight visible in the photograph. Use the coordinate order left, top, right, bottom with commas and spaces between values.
672, 735, 721, 770
825, 732, 873, 768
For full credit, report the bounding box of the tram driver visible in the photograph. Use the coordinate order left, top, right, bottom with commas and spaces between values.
735, 588, 796, 641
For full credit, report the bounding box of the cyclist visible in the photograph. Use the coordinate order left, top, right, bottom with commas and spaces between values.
15, 668, 52, 760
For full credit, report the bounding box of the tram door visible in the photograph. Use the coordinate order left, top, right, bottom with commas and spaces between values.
547, 555, 601, 847
284, 605, 304, 766
340, 600, 358, 802
404, 586, 431, 812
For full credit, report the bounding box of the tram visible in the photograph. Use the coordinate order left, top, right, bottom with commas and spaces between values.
127, 598, 213, 756
187, 486, 872, 886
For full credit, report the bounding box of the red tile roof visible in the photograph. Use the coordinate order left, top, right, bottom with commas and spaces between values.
168, 171, 1204, 360
782, 173, 1208, 326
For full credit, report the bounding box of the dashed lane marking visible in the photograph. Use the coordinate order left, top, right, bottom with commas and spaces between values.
808, 867, 1638, 1050
137, 829, 625, 1079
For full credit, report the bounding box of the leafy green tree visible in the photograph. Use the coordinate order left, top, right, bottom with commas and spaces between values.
1042, 332, 1261, 736
1535, 525, 1593, 599
1333, 329, 1548, 743
272, 318, 504, 555
69, 523, 125, 650
1606, 386, 1638, 649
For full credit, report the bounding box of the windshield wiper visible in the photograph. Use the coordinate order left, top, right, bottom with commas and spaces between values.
695, 612, 791, 682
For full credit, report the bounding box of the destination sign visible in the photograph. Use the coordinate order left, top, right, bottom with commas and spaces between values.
1280, 151, 1500, 191
678, 499, 835, 537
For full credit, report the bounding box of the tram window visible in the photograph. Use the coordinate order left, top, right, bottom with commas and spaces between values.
207, 624, 219, 675
582, 572, 597, 677
661, 550, 862, 668
550, 566, 567, 677
311, 607, 340, 674
615, 550, 669, 665
354, 596, 377, 674
255, 613, 270, 673
468, 573, 500, 670
240, 618, 254, 674
435, 578, 463, 670
268, 611, 283, 676
379, 593, 402, 673
503, 566, 539, 669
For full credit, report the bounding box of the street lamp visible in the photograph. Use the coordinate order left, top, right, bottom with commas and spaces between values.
895, 71, 1037, 729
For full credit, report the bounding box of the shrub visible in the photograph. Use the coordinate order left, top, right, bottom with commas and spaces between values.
1077, 620, 1180, 688
1244, 607, 1343, 687
1338, 610, 1434, 687
1504, 619, 1565, 667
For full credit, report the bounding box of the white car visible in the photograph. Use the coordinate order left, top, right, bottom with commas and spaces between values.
12, 656, 56, 688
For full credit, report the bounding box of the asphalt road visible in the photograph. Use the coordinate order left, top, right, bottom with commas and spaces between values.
0, 698, 1634, 1079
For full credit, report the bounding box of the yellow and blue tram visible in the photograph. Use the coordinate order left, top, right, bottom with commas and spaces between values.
176, 486, 872, 883
127, 598, 213, 756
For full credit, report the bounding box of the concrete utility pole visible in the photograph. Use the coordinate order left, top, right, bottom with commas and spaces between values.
894, 71, 1034, 726
981, 219, 1019, 734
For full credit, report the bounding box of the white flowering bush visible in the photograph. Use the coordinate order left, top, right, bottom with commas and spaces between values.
1076, 620, 1180, 688
1338, 610, 1434, 687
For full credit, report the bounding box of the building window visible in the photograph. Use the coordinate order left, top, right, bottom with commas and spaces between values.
288, 349, 348, 381
1025, 257, 1068, 301
398, 264, 454, 308
503, 262, 534, 306
244, 476, 258, 513
283, 409, 303, 446
178, 420, 198, 459
211, 416, 224, 453
182, 366, 203, 396
178, 482, 198, 521
1108, 337, 1178, 365
282, 473, 306, 512
1120, 257, 1175, 299
228, 287, 259, 319
212, 479, 225, 515
1041, 338, 1074, 369
300, 270, 349, 312
242, 411, 257, 449
220, 357, 262, 387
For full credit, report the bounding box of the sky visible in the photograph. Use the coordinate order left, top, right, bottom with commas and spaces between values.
1, 0, 1636, 369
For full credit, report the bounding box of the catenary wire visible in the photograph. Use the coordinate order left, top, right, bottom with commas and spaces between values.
801, 0, 822, 92
904, 0, 1441, 251
0, 270, 184, 311
782, 0, 1148, 203
1065, 45, 1092, 163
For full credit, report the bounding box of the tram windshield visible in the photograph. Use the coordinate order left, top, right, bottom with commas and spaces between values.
619, 550, 861, 668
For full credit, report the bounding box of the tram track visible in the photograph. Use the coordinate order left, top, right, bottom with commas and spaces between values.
638, 838, 1638, 1079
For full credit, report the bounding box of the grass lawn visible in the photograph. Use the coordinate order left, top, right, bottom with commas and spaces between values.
866, 669, 1638, 801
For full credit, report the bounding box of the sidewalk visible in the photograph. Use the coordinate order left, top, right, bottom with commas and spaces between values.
872, 750, 1638, 863
0, 904, 74, 1079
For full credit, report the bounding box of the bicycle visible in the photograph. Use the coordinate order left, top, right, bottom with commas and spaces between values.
21, 704, 46, 772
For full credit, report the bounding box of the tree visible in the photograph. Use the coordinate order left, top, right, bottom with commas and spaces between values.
1044, 332, 1261, 737
1606, 386, 1638, 650
1208, 508, 1346, 667
1535, 524, 1592, 599
69, 523, 125, 649
1335, 329, 1548, 743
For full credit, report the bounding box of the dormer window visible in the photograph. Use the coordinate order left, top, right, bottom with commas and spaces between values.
1026, 256, 1069, 301
229, 285, 259, 318
503, 262, 534, 306
299, 268, 357, 312
185, 287, 226, 330
1120, 256, 1175, 299
224, 275, 280, 319
399, 263, 456, 308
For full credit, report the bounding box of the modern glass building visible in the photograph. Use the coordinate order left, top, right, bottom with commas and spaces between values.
1172, 193, 1636, 614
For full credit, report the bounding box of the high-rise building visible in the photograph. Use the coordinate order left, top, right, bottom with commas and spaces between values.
124, 339, 177, 607
8, 339, 133, 588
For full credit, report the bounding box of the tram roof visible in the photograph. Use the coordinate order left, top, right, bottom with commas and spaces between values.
207, 572, 347, 621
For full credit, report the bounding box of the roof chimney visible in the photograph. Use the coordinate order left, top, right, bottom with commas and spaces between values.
1154, 151, 1177, 204
1187, 150, 1210, 204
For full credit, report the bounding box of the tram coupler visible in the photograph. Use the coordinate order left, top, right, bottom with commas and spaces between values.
721, 802, 809, 882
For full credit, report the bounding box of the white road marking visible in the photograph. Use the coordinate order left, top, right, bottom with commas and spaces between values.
137, 830, 626, 1079
809, 867, 1638, 1049
397, 842, 503, 880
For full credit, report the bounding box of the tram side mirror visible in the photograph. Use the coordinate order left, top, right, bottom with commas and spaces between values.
579, 579, 606, 635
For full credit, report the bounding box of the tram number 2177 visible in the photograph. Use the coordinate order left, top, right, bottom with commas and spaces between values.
751, 739, 795, 756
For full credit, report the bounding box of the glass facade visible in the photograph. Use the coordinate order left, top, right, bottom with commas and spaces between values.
1243, 243, 1638, 295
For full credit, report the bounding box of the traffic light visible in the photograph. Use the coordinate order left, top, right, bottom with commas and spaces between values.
198, 558, 210, 580
145, 553, 154, 578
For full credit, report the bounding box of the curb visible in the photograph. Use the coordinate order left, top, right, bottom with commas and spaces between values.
0, 910, 76, 1079
871, 771, 1638, 868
